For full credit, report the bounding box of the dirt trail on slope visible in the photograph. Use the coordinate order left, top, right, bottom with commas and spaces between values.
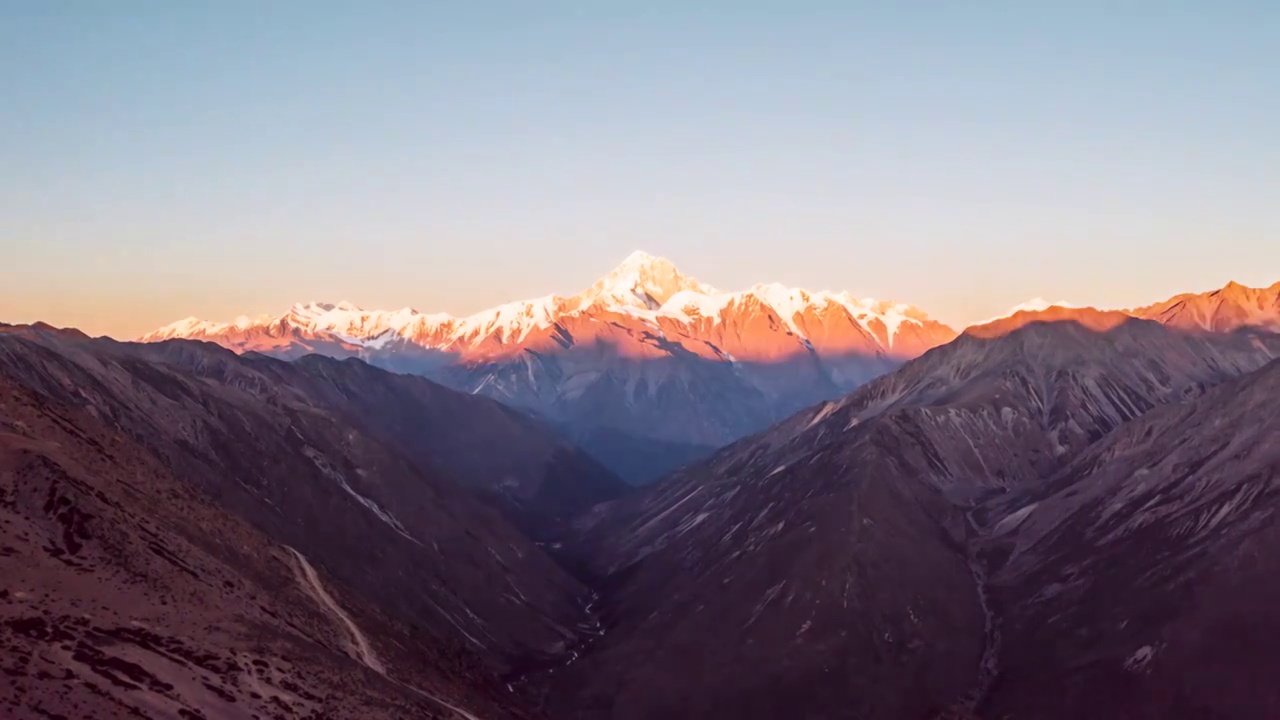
286, 547, 484, 720
287, 547, 386, 674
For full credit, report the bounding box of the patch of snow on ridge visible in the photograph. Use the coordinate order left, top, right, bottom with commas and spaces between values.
336, 329, 398, 350
972, 298, 1079, 327
748, 283, 813, 335
143, 317, 232, 340
823, 293, 925, 346
660, 290, 735, 320
660, 283, 929, 348
607, 303, 667, 329
452, 294, 561, 343
231, 314, 275, 330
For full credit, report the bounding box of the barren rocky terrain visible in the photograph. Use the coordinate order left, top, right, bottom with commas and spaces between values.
0, 324, 622, 719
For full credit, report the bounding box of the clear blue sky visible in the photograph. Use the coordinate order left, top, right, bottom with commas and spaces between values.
2, 1, 1276, 337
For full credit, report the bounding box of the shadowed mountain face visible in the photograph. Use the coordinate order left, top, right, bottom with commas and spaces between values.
0, 326, 622, 719
978, 359, 1280, 719
156, 344, 627, 539
140, 253, 957, 483
554, 313, 1279, 720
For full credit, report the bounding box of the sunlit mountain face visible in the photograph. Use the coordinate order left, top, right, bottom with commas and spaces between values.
140, 251, 958, 482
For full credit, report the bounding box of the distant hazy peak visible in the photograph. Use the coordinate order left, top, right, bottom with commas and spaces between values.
969, 298, 1079, 329
964, 305, 1131, 339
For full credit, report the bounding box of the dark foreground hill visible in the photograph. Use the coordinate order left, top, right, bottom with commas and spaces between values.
0, 324, 622, 719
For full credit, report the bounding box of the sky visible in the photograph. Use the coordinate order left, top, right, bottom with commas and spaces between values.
2, 1, 1277, 338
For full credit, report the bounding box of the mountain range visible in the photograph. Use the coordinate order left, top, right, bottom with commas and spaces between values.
139, 252, 958, 483
138, 254, 1280, 485
2, 270, 1279, 719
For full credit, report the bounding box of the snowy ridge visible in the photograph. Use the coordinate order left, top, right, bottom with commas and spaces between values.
746, 283, 816, 336
970, 298, 1079, 328
147, 317, 231, 339
140, 252, 946, 354
660, 283, 929, 345
661, 289, 735, 319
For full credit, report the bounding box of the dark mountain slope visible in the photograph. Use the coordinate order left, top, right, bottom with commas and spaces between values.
977, 359, 1280, 719
553, 419, 986, 720
0, 336, 518, 718
137, 341, 627, 537
555, 314, 1279, 719
0, 325, 620, 718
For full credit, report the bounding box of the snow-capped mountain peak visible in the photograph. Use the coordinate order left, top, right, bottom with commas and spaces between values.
573, 252, 717, 312
618, 249, 660, 267
148, 316, 223, 339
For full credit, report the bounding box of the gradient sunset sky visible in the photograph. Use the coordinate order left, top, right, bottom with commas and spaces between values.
3, 2, 1276, 339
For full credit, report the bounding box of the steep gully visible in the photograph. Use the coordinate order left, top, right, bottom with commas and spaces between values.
286, 547, 484, 720
959, 506, 1001, 715
556, 590, 606, 670
502, 589, 606, 698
